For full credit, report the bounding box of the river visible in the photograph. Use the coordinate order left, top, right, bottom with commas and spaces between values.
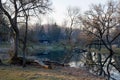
34, 51, 120, 80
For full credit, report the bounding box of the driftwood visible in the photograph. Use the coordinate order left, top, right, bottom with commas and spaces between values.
9, 57, 69, 69
9, 57, 51, 69
29, 60, 69, 69
31, 60, 52, 69
43, 61, 69, 67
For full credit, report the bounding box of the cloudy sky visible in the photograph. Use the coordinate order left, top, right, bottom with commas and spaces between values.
40, 0, 114, 25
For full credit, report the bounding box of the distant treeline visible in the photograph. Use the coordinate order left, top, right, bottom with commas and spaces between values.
19, 23, 81, 43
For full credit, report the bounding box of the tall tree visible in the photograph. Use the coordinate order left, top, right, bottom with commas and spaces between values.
63, 6, 81, 63
80, 0, 120, 79
0, 0, 51, 60
65, 6, 80, 43
0, 10, 10, 41
47, 23, 61, 42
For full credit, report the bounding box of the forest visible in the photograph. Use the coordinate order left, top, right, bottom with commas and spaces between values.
0, 0, 120, 80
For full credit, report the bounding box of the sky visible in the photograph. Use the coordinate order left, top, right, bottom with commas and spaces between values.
1, 0, 116, 25
38, 0, 110, 25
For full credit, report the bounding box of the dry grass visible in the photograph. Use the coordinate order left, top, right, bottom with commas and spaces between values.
0, 65, 105, 80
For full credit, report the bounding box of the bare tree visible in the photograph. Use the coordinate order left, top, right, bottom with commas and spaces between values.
0, 0, 51, 62
20, 5, 29, 67
65, 6, 80, 43
63, 6, 81, 63
80, 0, 120, 79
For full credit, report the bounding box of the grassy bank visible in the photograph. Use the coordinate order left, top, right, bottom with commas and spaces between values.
0, 65, 105, 80
0, 66, 69, 80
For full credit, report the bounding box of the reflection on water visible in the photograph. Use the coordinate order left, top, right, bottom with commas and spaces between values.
35, 50, 65, 62
69, 52, 120, 80
34, 50, 120, 80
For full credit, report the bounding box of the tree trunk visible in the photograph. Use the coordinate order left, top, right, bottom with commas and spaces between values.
106, 55, 112, 80
113, 55, 120, 72
97, 53, 103, 76
0, 59, 2, 65
10, 27, 19, 64
86, 45, 94, 67
14, 32, 19, 58
22, 16, 28, 67
101, 51, 113, 79
86, 51, 94, 66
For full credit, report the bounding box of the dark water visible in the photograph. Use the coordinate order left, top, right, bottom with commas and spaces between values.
34, 50, 120, 79
35, 50, 66, 62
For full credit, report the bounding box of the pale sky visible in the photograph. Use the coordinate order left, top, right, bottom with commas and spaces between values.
39, 0, 114, 25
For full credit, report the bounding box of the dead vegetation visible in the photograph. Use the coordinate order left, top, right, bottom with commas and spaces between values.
0, 65, 105, 80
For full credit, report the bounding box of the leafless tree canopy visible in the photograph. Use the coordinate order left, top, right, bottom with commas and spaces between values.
80, 0, 120, 46
79, 1, 120, 79
0, 0, 52, 59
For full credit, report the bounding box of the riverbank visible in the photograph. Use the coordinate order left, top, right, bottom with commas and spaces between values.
0, 65, 105, 80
